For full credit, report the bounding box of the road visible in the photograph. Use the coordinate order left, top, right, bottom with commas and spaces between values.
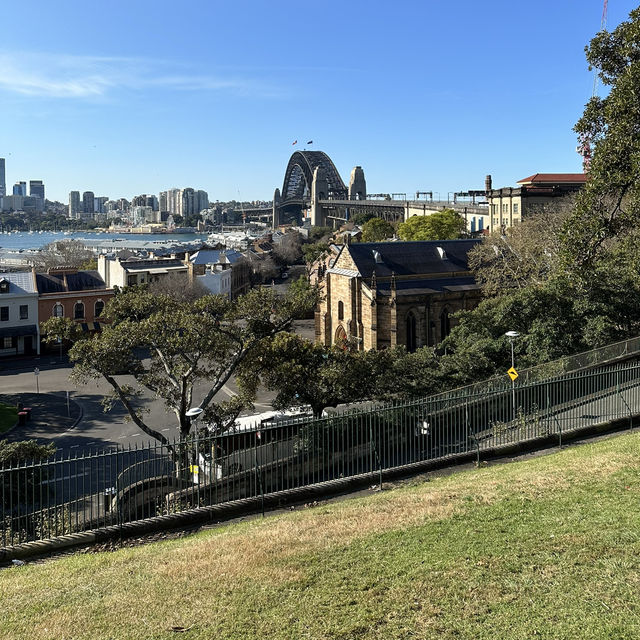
1, 317, 315, 453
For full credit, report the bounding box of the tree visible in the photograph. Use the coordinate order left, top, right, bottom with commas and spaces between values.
50, 281, 318, 456
361, 218, 395, 242
397, 210, 466, 241
564, 8, 640, 267
302, 242, 331, 278
439, 279, 590, 387
273, 232, 303, 265
148, 273, 209, 302
258, 334, 394, 417
469, 202, 571, 297
34, 239, 95, 271
350, 211, 377, 226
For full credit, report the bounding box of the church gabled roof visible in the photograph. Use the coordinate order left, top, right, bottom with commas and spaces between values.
344, 239, 481, 279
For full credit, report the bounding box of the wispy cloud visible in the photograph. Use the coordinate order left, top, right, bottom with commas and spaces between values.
0, 52, 282, 99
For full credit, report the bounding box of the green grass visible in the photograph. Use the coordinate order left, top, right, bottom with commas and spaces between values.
2, 433, 640, 639
0, 402, 18, 434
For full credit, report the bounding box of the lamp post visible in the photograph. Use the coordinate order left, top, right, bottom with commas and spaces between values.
186, 407, 204, 484
505, 331, 519, 420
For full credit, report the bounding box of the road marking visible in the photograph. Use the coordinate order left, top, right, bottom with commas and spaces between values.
42, 471, 90, 484
70, 444, 79, 448
161, 428, 170, 432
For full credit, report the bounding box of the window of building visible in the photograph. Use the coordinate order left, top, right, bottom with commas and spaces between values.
492, 217, 498, 226
406, 313, 417, 352
19, 305, 28, 320
502, 218, 508, 226
0, 279, 9, 294
440, 309, 451, 340
338, 301, 344, 320
74, 302, 85, 320
2, 337, 11, 349
127, 275, 137, 286
95, 300, 104, 318
53, 303, 63, 318
513, 203, 519, 215
502, 203, 508, 214
0, 307, 8, 322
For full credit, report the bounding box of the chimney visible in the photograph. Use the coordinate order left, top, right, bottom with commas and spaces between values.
485, 174, 492, 192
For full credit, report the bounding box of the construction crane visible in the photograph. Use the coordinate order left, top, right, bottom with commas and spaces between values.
578, 0, 608, 172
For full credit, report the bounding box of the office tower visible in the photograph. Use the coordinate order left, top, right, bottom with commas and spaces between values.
0, 158, 5, 197
29, 180, 45, 200
69, 191, 81, 219
29, 180, 45, 211
145, 195, 158, 211
13, 182, 25, 196
82, 191, 95, 217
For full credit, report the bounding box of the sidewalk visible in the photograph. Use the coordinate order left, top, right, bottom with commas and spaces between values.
1, 392, 81, 443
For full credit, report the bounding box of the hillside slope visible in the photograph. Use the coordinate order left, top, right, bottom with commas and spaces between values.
2, 433, 640, 639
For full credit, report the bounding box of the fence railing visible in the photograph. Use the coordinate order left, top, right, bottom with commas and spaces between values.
3, 361, 640, 550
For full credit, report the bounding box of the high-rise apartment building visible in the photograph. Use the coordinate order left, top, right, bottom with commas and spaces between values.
82, 191, 95, 217
195, 190, 209, 214
181, 188, 195, 217
0, 158, 5, 198
13, 181, 26, 196
94, 196, 108, 214
69, 191, 81, 219
159, 191, 168, 212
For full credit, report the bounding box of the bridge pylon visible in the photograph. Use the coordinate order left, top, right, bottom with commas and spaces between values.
272, 188, 281, 229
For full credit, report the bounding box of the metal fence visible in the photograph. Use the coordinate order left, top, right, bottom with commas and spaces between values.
3, 361, 640, 550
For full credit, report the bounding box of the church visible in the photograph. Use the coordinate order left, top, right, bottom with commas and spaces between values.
315, 239, 483, 351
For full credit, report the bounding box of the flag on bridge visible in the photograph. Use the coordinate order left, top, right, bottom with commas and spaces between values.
292, 140, 297, 145
307, 140, 313, 145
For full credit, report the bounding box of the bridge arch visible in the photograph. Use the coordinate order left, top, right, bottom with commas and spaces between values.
281, 151, 347, 201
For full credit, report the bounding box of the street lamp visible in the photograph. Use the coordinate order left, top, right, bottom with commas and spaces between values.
186, 407, 204, 484
505, 331, 519, 420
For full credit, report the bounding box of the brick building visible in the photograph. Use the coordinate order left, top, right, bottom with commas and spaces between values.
35, 268, 113, 344
315, 240, 482, 351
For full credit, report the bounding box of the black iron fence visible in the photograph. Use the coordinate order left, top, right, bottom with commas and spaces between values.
3, 362, 640, 550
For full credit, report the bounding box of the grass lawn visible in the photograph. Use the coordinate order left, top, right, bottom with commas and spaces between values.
0, 402, 18, 434
2, 432, 640, 639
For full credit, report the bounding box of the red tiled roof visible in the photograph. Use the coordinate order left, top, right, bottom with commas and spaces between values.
517, 173, 588, 185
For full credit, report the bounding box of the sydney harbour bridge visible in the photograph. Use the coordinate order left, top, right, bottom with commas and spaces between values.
239, 150, 488, 229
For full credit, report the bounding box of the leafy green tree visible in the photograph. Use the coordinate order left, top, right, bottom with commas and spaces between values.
350, 211, 376, 226
361, 218, 395, 242
564, 8, 640, 266
46, 282, 318, 454
397, 210, 466, 241
258, 334, 395, 417
439, 280, 590, 387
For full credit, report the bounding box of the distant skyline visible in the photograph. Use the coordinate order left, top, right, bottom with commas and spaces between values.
0, 0, 635, 203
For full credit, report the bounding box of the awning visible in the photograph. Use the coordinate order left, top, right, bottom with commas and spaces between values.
0, 324, 38, 339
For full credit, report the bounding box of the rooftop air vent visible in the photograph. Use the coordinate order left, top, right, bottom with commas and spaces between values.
372, 250, 383, 264
436, 247, 447, 260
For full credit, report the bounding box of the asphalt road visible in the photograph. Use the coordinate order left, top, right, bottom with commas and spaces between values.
1, 318, 315, 454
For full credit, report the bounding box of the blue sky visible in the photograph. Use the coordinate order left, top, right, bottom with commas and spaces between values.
0, 0, 636, 204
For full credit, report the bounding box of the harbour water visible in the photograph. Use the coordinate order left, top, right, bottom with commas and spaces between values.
0, 231, 209, 252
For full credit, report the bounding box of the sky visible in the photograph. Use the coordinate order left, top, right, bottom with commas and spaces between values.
0, 0, 637, 204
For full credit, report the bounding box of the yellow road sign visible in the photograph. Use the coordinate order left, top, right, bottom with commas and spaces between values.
507, 367, 518, 381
